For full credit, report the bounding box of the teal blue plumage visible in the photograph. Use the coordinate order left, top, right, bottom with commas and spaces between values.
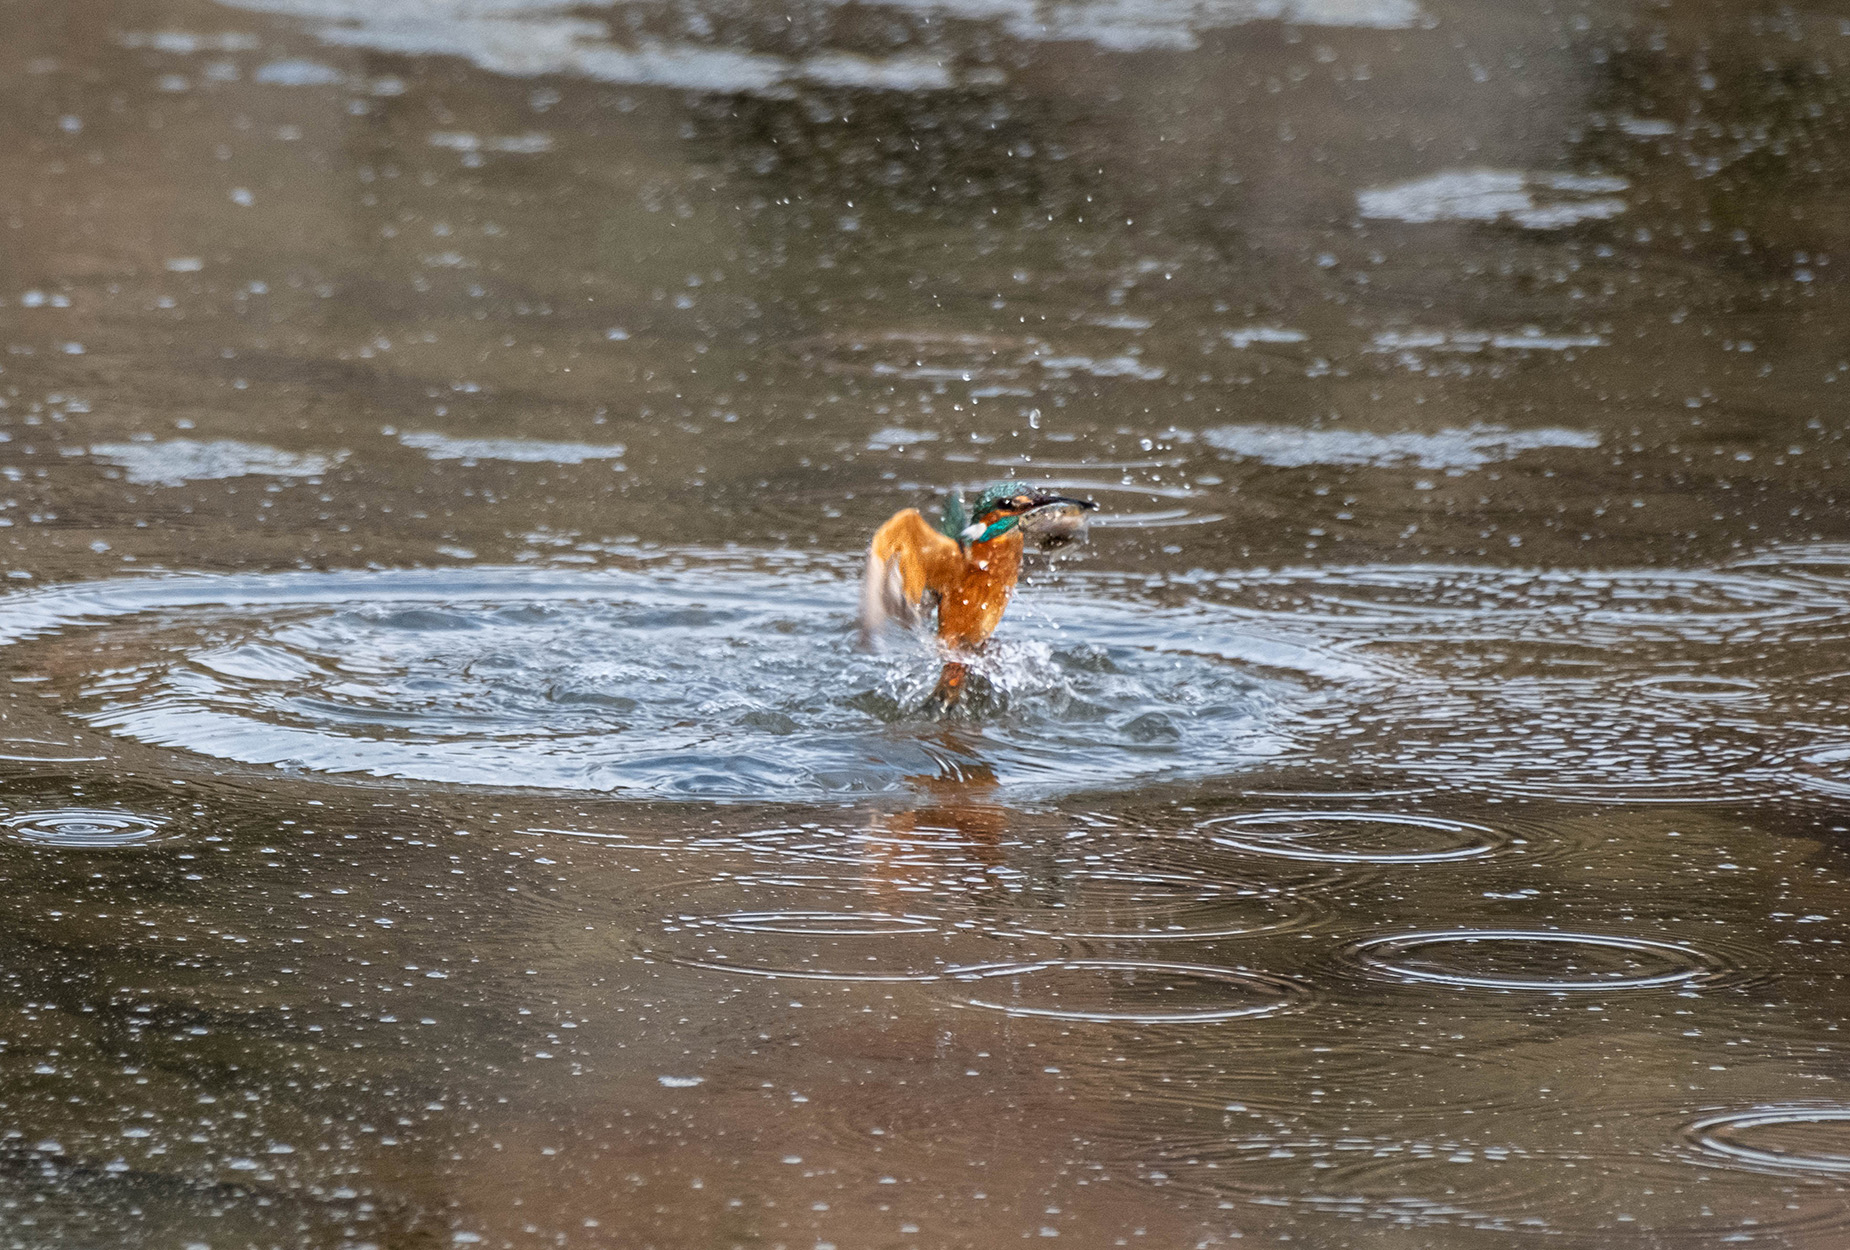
938, 491, 970, 542
940, 480, 1032, 546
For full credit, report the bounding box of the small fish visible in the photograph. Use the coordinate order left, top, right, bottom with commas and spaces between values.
1019, 498, 1094, 549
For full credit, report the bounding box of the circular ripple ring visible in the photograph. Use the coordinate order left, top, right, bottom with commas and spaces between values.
1688, 1108, 1850, 1174
946, 959, 1311, 1023
692, 910, 940, 937
0, 567, 1288, 800
2, 808, 169, 848
1201, 810, 1509, 863
1636, 674, 1762, 701
1347, 929, 1728, 991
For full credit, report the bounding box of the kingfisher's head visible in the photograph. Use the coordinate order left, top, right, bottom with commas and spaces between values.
957, 481, 1099, 545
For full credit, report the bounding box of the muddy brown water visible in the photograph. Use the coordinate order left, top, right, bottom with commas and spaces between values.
3, 0, 1850, 1245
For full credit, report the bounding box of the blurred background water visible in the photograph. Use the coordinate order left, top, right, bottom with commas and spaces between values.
3, 0, 1850, 1245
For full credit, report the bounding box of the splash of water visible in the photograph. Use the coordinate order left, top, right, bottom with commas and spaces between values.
3, 547, 1848, 804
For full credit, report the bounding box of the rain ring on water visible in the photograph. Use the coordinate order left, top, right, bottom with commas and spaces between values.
1685, 1108, 1850, 1175
1785, 743, 1850, 802
1199, 810, 1514, 863
661, 958, 946, 984
0, 738, 108, 764
1, 808, 171, 848
682, 910, 940, 937
1345, 929, 1730, 992
946, 959, 1311, 1023
1634, 674, 1763, 701
1135, 1138, 1850, 1243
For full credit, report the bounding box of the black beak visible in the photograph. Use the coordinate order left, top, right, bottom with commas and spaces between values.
1027, 492, 1099, 512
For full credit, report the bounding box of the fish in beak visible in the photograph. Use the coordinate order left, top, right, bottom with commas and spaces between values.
1018, 493, 1099, 547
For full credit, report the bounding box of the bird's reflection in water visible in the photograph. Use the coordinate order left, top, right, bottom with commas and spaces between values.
858, 734, 1010, 903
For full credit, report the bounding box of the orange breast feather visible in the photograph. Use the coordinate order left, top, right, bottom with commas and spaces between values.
859, 509, 1026, 653
935, 530, 1023, 651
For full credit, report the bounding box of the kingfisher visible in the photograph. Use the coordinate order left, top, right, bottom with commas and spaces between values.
859, 481, 1098, 706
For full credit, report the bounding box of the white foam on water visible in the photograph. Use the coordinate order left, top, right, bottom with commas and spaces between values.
844, 0, 1424, 50
214, 0, 1422, 94
252, 58, 347, 85
396, 431, 626, 463
1486, 330, 1607, 351
1358, 168, 1629, 229
1202, 423, 1601, 470
867, 427, 939, 450
1368, 329, 1606, 353
1618, 116, 1678, 138
216, 0, 958, 95
1035, 354, 1166, 381
118, 30, 263, 52
1224, 327, 1308, 349
89, 439, 344, 486
1507, 200, 1628, 230
798, 51, 951, 91
428, 130, 554, 153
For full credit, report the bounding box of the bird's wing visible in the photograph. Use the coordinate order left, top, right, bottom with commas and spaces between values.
859, 508, 964, 648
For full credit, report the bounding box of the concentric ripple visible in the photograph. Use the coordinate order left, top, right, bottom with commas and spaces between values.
947, 959, 1309, 1022
1686, 1107, 1850, 1175
0, 566, 1289, 799
2, 550, 1848, 803
684, 910, 939, 937
661, 959, 946, 984
0, 738, 107, 764
1786, 743, 1850, 801
1200, 811, 1512, 864
1346, 930, 1729, 991
1139, 1137, 1850, 1242
1193, 562, 1839, 625
1184, 555, 1850, 804
1635, 674, 1763, 701
1, 808, 170, 848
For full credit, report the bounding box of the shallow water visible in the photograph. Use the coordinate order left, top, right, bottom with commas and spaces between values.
4, 0, 1850, 1245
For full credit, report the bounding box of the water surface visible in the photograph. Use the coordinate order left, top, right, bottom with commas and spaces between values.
3, 0, 1850, 1244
